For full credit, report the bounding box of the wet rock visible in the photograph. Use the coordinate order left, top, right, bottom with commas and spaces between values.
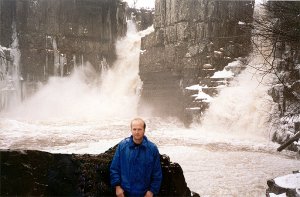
139, 0, 254, 123
0, 146, 200, 196
0, 0, 127, 80
266, 171, 300, 197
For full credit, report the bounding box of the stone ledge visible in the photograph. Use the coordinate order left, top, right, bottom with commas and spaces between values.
0, 146, 200, 196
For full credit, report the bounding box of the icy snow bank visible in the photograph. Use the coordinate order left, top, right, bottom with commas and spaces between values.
274, 173, 300, 189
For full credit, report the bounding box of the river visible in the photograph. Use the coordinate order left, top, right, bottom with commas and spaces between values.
1, 21, 299, 197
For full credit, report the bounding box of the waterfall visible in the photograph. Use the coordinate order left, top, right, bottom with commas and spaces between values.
0, 21, 22, 111
1, 21, 153, 120
198, 2, 275, 139
199, 63, 273, 137
1, 4, 299, 196
46, 35, 66, 77
0, 46, 9, 110
52, 37, 60, 76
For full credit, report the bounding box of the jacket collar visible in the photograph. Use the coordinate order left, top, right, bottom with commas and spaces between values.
129, 135, 148, 148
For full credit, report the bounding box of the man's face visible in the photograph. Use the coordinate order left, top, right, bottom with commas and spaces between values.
131, 120, 145, 144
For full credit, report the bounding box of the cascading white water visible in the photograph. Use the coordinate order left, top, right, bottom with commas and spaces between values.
0, 21, 22, 111
1, 21, 151, 120
52, 37, 60, 76
10, 21, 22, 104
0, 19, 299, 197
0, 46, 9, 109
195, 2, 276, 142
199, 57, 274, 139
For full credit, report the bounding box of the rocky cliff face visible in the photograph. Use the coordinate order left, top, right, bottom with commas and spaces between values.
139, 0, 254, 123
0, 0, 127, 110
0, 0, 126, 99
265, 1, 300, 152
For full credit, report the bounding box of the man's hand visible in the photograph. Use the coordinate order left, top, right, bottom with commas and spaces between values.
144, 191, 153, 197
116, 186, 124, 197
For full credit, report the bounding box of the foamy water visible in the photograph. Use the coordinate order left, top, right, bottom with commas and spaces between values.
1, 21, 299, 196
1, 116, 299, 196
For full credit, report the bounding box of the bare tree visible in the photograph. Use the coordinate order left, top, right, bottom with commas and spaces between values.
250, 1, 300, 117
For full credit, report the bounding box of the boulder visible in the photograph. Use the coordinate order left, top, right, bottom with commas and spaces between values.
266, 171, 300, 197
0, 146, 200, 196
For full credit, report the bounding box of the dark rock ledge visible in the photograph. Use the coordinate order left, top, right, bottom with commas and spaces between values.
0, 146, 200, 196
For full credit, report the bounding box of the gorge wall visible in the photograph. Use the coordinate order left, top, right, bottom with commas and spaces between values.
0, 0, 127, 107
1, 0, 127, 77
139, 0, 254, 123
265, 1, 300, 152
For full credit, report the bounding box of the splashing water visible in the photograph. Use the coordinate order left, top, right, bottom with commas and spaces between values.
1, 21, 152, 121
0, 21, 22, 110
199, 58, 274, 140
0, 20, 299, 197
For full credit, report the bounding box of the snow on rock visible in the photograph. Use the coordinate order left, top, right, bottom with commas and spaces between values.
224, 59, 245, 75
211, 68, 234, 79
186, 84, 213, 103
186, 107, 201, 110
185, 84, 205, 91
266, 172, 300, 197
274, 173, 300, 189
280, 115, 300, 124
192, 91, 213, 103
269, 193, 287, 197
213, 50, 223, 58
0, 45, 11, 52
203, 63, 213, 69
140, 49, 146, 54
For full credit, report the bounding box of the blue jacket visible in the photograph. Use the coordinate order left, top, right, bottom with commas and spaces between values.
110, 136, 162, 196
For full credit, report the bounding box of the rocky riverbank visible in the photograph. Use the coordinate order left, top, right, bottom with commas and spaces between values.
0, 145, 199, 196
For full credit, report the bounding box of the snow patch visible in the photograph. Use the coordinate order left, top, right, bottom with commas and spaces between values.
193, 91, 213, 102
211, 69, 234, 79
274, 173, 300, 189
185, 84, 204, 91
269, 193, 287, 197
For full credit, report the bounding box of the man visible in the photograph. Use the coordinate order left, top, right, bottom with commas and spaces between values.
110, 118, 162, 197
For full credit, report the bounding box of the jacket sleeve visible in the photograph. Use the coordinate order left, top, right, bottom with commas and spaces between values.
149, 148, 162, 195
110, 145, 121, 187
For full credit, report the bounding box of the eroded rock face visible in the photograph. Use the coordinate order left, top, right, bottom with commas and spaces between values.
139, 0, 254, 121
0, 147, 199, 196
0, 0, 127, 81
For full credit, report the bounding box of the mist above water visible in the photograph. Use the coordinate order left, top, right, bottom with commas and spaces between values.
1, 21, 153, 121
1, 17, 299, 197
0, 17, 276, 145
1, 19, 276, 143
199, 57, 274, 139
